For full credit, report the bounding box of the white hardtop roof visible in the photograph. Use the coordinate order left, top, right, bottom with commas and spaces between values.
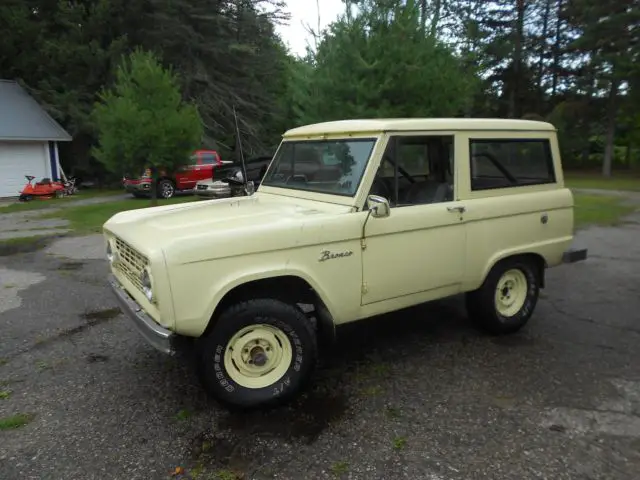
283, 118, 555, 138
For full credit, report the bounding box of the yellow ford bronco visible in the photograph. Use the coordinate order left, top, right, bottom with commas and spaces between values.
104, 118, 587, 409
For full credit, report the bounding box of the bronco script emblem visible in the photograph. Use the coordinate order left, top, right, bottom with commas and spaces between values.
319, 249, 353, 262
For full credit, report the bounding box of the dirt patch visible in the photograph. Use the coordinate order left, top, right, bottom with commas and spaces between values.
44, 234, 106, 260
0, 235, 64, 257
15, 308, 124, 354
55, 308, 123, 338
217, 388, 349, 444
55, 261, 85, 271
180, 384, 351, 478
81, 307, 122, 321
86, 353, 110, 364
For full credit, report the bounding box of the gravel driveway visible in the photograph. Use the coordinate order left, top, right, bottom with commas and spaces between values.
0, 209, 639, 480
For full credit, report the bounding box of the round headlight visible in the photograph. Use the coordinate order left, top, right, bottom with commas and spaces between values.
140, 268, 154, 302
106, 241, 114, 262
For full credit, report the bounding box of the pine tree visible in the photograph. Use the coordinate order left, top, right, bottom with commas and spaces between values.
92, 49, 203, 205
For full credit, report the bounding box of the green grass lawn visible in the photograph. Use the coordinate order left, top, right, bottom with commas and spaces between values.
0, 189, 124, 214
573, 193, 637, 229
39, 195, 199, 234
565, 171, 640, 192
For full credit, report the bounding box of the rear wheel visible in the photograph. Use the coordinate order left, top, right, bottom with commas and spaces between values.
157, 179, 175, 199
196, 298, 318, 410
466, 257, 541, 335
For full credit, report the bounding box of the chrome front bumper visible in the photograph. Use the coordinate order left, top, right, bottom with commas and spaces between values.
195, 182, 231, 198
108, 275, 175, 355
124, 182, 151, 192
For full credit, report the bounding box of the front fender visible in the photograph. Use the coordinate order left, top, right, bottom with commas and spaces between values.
167, 242, 362, 337
204, 266, 339, 329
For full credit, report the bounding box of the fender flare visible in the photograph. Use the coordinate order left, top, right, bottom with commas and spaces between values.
204, 267, 338, 329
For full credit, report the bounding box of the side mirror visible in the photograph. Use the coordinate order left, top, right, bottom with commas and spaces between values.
245, 181, 256, 195
366, 195, 390, 218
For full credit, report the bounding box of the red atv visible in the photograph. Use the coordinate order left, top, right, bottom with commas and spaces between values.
18, 175, 76, 202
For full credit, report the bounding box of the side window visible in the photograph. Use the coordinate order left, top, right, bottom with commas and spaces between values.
201, 153, 218, 165
368, 135, 455, 207
469, 139, 555, 190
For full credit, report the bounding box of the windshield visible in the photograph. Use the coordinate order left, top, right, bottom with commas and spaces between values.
261, 138, 377, 196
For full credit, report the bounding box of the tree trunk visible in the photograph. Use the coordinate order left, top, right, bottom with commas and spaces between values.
580, 146, 590, 167
537, 0, 551, 104
509, 0, 526, 118
420, 0, 427, 34
150, 166, 158, 207
429, 0, 442, 38
551, 0, 563, 97
602, 77, 620, 178
579, 49, 599, 164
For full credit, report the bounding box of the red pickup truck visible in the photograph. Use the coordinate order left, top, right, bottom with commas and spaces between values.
123, 150, 230, 199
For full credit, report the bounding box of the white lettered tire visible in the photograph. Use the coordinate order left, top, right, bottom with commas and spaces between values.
466, 256, 541, 335
196, 298, 318, 410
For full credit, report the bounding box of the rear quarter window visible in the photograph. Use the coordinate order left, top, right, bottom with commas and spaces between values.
469, 138, 556, 191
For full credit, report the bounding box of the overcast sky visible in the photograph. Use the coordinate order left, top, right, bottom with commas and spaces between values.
275, 0, 345, 57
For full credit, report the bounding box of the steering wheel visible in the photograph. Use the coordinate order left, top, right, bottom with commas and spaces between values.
286, 174, 308, 185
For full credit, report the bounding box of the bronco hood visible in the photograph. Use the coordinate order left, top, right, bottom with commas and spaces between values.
103, 192, 354, 261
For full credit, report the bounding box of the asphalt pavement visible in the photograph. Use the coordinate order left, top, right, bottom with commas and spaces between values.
0, 209, 639, 480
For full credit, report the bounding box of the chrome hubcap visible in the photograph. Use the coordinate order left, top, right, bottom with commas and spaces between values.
161, 183, 173, 198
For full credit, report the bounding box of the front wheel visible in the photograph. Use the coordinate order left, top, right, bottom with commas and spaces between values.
196, 298, 318, 410
466, 257, 541, 335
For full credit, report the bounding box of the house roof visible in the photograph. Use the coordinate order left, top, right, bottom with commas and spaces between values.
0, 80, 72, 142
283, 118, 556, 138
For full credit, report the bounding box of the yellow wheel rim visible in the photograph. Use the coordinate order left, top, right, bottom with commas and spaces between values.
223, 324, 293, 389
495, 269, 528, 317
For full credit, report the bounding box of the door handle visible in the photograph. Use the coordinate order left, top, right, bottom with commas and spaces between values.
447, 206, 466, 213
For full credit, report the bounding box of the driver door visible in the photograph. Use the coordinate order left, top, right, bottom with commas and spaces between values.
175, 154, 199, 188
361, 133, 467, 306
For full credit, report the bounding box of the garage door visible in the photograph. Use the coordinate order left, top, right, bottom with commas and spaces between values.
0, 141, 49, 198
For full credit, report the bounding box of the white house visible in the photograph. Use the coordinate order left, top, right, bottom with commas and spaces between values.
0, 80, 72, 198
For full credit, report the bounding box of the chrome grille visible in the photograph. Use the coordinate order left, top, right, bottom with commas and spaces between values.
114, 237, 148, 293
